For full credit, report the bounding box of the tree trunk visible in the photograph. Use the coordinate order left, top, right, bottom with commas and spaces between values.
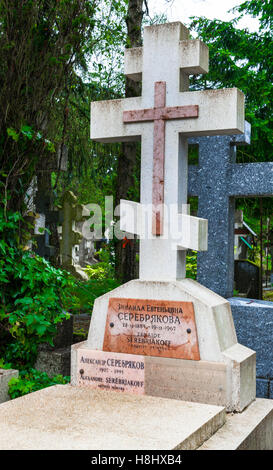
115, 0, 144, 282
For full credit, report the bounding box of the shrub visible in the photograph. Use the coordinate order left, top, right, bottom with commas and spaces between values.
8, 368, 70, 399
0, 207, 75, 367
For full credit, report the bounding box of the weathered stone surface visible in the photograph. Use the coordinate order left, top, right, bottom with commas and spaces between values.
77, 349, 145, 395
35, 347, 71, 377
230, 297, 273, 379
144, 356, 228, 407
103, 297, 200, 360
0, 369, 19, 404
0, 384, 226, 450
198, 398, 273, 450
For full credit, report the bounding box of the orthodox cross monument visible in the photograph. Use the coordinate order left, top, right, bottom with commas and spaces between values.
71, 22, 256, 414
91, 22, 244, 282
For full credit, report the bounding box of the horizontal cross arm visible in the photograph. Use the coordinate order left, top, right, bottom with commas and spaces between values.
91, 88, 245, 143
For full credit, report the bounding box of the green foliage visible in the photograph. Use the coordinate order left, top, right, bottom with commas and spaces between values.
0, 0, 101, 212
8, 368, 70, 399
0, 206, 76, 367
186, 251, 197, 280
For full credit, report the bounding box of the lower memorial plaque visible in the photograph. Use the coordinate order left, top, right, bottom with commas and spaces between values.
77, 349, 145, 394
103, 298, 200, 360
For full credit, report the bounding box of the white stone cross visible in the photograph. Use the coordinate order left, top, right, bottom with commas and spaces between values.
90, 22, 245, 281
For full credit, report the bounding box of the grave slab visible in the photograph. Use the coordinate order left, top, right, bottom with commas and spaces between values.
0, 384, 226, 450
229, 297, 273, 398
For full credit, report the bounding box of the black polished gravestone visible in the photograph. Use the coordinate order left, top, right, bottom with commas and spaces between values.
188, 122, 273, 299
33, 191, 63, 260
234, 260, 260, 299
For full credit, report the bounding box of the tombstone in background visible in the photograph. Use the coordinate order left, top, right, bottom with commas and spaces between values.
74, 220, 97, 267
234, 210, 257, 261
234, 211, 260, 298
33, 191, 63, 260
188, 125, 273, 397
71, 22, 257, 415
34, 315, 74, 377
188, 125, 273, 298
33, 144, 68, 263
59, 191, 90, 280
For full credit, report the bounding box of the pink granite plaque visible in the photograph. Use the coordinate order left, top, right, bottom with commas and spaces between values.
77, 349, 145, 395
103, 298, 200, 360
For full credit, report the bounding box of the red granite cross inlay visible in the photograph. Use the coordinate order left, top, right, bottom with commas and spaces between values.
123, 81, 198, 235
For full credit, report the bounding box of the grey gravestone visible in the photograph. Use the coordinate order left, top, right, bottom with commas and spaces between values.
188, 122, 273, 298
33, 191, 63, 259
188, 123, 273, 398
229, 297, 273, 398
35, 315, 74, 377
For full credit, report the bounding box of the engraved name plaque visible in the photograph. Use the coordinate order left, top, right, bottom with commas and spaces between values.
103, 298, 200, 360
77, 349, 145, 394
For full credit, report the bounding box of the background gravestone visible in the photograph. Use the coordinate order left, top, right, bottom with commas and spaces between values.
59, 191, 90, 280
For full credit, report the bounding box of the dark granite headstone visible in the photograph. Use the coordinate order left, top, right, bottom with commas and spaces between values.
188, 123, 273, 398
229, 297, 273, 398
188, 122, 273, 298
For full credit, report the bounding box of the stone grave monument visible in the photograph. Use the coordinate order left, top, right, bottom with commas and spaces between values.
71, 22, 256, 413
0, 22, 272, 451
188, 126, 273, 398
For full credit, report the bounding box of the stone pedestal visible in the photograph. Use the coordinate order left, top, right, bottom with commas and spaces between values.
71, 279, 256, 412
